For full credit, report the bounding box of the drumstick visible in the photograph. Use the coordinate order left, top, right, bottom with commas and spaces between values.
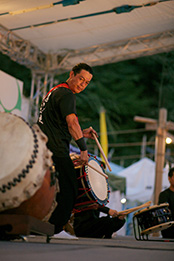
91, 130, 112, 172
118, 201, 152, 216
87, 163, 108, 179
70, 152, 108, 178
74, 162, 108, 179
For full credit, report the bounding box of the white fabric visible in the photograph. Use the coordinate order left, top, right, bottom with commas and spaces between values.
117, 157, 170, 202
52, 231, 78, 240
0, 70, 29, 121
0, 0, 173, 52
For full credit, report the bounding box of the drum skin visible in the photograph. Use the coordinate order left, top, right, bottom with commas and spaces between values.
1, 169, 57, 221
74, 156, 110, 211
0, 112, 58, 221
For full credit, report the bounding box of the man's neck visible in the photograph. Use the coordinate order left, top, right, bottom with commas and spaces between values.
169, 185, 174, 192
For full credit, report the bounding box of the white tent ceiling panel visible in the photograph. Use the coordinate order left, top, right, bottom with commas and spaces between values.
0, 0, 174, 72
0, 0, 174, 52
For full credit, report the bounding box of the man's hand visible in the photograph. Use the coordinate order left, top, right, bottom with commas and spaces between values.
83, 127, 98, 139
76, 150, 88, 166
108, 209, 119, 217
80, 150, 88, 165
108, 209, 126, 220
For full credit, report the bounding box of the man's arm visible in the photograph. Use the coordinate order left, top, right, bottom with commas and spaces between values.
66, 113, 83, 140
66, 113, 88, 165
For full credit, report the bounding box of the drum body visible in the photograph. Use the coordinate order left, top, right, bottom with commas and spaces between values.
0, 112, 58, 221
74, 155, 110, 212
133, 203, 174, 237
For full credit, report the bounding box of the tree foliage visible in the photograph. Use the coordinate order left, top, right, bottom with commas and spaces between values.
78, 52, 174, 166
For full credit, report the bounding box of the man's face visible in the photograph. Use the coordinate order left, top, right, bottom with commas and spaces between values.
169, 172, 174, 187
68, 69, 93, 94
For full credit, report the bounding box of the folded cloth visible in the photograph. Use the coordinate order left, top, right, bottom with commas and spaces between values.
52, 230, 78, 240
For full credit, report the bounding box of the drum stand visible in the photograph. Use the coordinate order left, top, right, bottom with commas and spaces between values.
133, 215, 149, 241
0, 214, 54, 243
133, 215, 174, 242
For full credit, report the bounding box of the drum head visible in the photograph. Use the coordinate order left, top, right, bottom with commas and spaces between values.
0, 112, 53, 211
0, 113, 33, 181
141, 221, 174, 235
84, 157, 109, 205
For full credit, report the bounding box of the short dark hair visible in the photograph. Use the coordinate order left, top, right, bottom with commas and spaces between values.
168, 167, 174, 178
72, 63, 93, 76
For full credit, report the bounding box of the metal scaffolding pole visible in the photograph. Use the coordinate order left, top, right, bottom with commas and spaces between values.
1, 24, 174, 74
28, 71, 55, 124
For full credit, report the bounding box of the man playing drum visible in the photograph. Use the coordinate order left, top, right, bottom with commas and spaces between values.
37, 63, 98, 235
158, 167, 174, 239
73, 203, 126, 238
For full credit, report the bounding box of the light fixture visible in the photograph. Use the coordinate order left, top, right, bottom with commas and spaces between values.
166, 132, 174, 144
166, 137, 172, 144
121, 197, 126, 204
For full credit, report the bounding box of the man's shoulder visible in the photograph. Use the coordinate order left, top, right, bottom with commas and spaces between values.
160, 188, 170, 195
53, 86, 73, 97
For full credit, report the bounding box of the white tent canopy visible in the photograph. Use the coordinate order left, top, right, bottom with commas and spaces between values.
0, 0, 174, 73
117, 157, 170, 202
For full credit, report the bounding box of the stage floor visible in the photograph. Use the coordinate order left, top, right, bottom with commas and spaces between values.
0, 235, 173, 261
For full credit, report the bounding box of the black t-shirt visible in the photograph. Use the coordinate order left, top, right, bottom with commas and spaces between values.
158, 188, 174, 220
37, 84, 76, 157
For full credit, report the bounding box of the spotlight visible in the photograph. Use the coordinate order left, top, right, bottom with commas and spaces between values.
166, 137, 172, 144
121, 198, 127, 204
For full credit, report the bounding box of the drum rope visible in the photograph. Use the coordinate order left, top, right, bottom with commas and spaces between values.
73, 201, 99, 213
76, 188, 91, 199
